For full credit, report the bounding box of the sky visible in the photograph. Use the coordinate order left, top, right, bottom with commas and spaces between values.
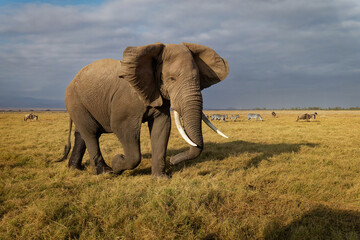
0, 0, 359, 109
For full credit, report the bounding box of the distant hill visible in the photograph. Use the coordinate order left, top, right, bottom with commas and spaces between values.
0, 96, 65, 109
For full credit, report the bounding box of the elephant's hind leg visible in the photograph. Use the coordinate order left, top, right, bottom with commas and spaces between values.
81, 132, 112, 175
66, 90, 111, 174
68, 131, 86, 170
70, 113, 112, 174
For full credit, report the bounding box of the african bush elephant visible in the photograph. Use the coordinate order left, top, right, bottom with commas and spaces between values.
58, 42, 229, 177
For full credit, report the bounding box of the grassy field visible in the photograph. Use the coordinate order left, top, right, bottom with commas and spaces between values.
1, 110, 360, 239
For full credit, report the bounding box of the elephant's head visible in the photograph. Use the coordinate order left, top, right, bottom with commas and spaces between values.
119, 42, 229, 165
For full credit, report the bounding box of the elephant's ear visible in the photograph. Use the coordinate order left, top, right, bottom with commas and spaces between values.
182, 42, 229, 90
119, 43, 165, 107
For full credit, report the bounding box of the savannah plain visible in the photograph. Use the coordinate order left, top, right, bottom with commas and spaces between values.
1, 110, 360, 239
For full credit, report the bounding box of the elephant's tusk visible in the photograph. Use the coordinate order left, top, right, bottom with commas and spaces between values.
202, 113, 229, 138
173, 110, 197, 147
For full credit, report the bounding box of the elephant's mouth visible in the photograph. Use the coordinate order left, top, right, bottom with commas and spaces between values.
173, 110, 228, 147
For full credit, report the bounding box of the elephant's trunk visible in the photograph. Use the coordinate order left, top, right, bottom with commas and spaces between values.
170, 89, 203, 165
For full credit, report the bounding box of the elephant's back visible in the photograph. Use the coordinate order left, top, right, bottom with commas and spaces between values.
66, 59, 122, 131
73, 59, 121, 86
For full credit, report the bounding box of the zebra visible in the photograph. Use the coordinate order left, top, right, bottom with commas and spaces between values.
248, 113, 263, 121
210, 114, 218, 120
211, 114, 227, 122
230, 114, 240, 121
24, 113, 38, 121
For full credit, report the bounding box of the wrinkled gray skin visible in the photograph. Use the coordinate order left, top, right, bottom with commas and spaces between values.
58, 43, 229, 177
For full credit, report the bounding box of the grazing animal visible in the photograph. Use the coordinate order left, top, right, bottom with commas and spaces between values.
211, 114, 227, 121
297, 113, 310, 121
272, 112, 276, 118
248, 113, 263, 121
24, 113, 38, 121
296, 112, 318, 122
230, 114, 239, 121
57, 42, 229, 176
308, 112, 318, 120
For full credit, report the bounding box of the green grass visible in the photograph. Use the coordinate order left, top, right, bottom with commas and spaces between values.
1, 110, 360, 239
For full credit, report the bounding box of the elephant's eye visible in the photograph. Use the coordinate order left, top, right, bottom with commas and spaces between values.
169, 76, 176, 82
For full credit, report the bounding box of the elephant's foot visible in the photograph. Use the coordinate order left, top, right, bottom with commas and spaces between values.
94, 157, 113, 175
67, 153, 84, 170
111, 154, 126, 175
68, 162, 84, 170
95, 162, 112, 175
152, 172, 171, 179
151, 164, 169, 178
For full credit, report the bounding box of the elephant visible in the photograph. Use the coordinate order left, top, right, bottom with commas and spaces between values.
57, 42, 229, 177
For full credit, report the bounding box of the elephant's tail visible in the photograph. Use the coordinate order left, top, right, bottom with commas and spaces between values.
56, 118, 73, 162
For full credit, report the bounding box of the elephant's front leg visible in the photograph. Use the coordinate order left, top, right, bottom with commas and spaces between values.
112, 121, 142, 175
148, 113, 171, 177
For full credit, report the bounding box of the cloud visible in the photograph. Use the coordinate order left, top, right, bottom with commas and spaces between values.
0, 0, 359, 108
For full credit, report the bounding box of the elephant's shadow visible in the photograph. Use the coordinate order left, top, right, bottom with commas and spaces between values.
130, 140, 318, 176
264, 205, 360, 239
